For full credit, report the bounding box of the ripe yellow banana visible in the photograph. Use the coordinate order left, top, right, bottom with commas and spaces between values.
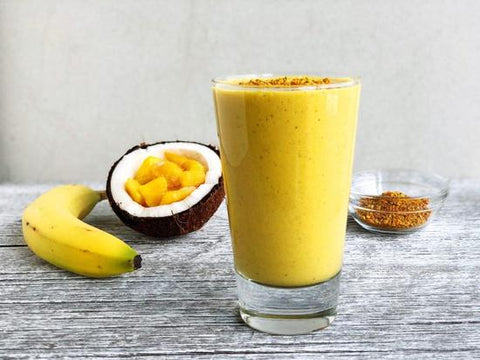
22, 184, 141, 277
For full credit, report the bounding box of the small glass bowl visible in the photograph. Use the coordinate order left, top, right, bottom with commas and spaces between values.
349, 169, 449, 234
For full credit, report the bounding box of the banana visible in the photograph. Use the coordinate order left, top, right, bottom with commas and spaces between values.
22, 184, 141, 277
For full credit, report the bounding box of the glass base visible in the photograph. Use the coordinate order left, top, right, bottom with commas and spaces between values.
236, 271, 340, 335
351, 214, 428, 235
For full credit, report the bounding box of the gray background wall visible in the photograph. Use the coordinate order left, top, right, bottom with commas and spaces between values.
1, 0, 479, 183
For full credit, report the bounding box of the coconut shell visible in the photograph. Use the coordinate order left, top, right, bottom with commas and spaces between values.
106, 141, 225, 238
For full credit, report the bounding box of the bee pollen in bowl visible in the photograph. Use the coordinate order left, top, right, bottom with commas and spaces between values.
356, 191, 431, 230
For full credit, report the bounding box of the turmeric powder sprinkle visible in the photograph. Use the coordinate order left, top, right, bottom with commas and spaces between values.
238, 76, 332, 87
356, 191, 431, 230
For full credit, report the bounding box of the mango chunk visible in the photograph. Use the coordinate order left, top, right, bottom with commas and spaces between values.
125, 178, 144, 205
160, 186, 196, 205
182, 159, 205, 173
129, 152, 207, 207
180, 170, 206, 187
134, 156, 162, 185
164, 152, 189, 167
165, 152, 206, 173
152, 160, 183, 190
138, 176, 168, 207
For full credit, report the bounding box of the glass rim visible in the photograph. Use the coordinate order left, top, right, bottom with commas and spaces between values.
350, 168, 450, 200
212, 73, 360, 91
352, 206, 436, 214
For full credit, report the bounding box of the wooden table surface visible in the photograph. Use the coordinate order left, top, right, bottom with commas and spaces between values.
0, 181, 479, 359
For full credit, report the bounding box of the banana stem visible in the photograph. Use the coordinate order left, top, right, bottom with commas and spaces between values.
97, 190, 108, 201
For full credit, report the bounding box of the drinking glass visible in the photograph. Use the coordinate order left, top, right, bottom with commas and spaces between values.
213, 74, 360, 334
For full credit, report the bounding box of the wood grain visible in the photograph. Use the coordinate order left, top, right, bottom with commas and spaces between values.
0, 181, 479, 359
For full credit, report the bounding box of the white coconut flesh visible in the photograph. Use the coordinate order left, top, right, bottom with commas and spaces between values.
109, 142, 222, 217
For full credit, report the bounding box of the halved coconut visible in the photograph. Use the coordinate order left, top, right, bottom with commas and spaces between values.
106, 141, 224, 237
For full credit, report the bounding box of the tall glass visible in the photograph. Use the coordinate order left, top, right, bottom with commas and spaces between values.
212, 74, 360, 334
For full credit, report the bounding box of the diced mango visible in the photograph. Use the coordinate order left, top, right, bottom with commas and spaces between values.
160, 186, 196, 205
134, 156, 162, 185
180, 170, 206, 187
152, 160, 183, 190
165, 152, 206, 173
129, 152, 208, 207
125, 178, 145, 205
164, 152, 189, 167
182, 159, 205, 173
138, 176, 168, 207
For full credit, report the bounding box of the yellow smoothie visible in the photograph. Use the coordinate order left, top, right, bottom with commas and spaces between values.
213, 76, 360, 287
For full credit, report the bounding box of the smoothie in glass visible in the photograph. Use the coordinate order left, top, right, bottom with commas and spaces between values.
213, 75, 360, 288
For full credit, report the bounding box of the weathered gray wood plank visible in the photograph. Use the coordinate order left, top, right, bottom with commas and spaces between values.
0, 181, 479, 359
